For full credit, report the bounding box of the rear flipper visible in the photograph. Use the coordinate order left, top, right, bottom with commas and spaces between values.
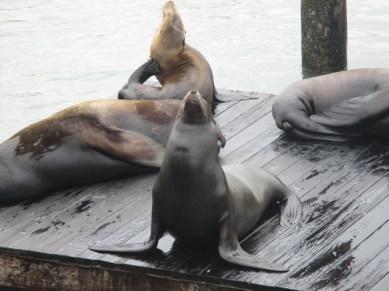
89, 240, 156, 253
218, 213, 288, 272
280, 190, 303, 227
89, 203, 164, 254
281, 113, 362, 142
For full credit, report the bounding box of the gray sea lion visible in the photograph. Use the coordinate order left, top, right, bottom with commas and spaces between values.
272, 68, 389, 141
90, 91, 303, 272
0, 99, 181, 204
118, 1, 218, 108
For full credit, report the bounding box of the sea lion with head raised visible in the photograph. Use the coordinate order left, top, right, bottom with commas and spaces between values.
118, 1, 218, 108
272, 68, 389, 141
0, 99, 181, 204
90, 91, 303, 272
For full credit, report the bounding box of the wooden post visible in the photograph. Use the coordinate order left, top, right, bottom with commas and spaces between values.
301, 0, 347, 78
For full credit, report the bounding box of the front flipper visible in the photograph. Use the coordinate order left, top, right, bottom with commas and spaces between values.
89, 203, 164, 253
82, 123, 165, 167
280, 190, 303, 227
118, 59, 161, 100
310, 90, 389, 128
218, 214, 288, 272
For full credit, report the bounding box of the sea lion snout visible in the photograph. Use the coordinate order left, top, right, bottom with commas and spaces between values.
163, 1, 177, 15
178, 90, 210, 124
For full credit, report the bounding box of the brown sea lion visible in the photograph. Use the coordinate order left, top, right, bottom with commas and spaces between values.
0, 99, 181, 204
90, 91, 303, 272
272, 68, 389, 141
118, 1, 218, 108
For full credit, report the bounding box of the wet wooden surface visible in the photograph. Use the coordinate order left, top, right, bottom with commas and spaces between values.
1, 90, 388, 291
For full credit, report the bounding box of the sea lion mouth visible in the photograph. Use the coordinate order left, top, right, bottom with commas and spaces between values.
150, 1, 186, 67
179, 90, 210, 124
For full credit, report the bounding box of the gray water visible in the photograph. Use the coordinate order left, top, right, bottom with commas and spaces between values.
1, 0, 388, 141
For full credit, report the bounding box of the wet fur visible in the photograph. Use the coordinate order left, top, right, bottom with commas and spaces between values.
118, 1, 218, 109
0, 99, 181, 203
272, 68, 389, 141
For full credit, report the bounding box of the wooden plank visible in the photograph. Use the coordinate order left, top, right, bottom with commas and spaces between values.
371, 272, 389, 291
10, 176, 154, 252
282, 185, 389, 289
0, 251, 265, 291
216, 98, 265, 126
330, 246, 389, 291
0, 186, 92, 245
308, 223, 389, 291
220, 97, 273, 144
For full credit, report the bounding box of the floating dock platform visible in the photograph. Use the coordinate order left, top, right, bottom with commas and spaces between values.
0, 90, 388, 290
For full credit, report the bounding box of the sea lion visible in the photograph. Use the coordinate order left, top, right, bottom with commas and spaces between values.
90, 91, 303, 272
0, 99, 181, 204
272, 68, 389, 141
118, 1, 218, 108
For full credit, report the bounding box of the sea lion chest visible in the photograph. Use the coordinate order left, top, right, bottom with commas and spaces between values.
154, 163, 228, 242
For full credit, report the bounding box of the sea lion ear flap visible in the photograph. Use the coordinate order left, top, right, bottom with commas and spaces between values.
218, 131, 226, 149
214, 120, 226, 149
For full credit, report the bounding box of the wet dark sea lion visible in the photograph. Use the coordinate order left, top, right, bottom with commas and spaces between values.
118, 1, 218, 108
0, 99, 181, 204
90, 91, 303, 272
272, 68, 389, 141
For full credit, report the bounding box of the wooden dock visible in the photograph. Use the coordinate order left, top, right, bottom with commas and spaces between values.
0, 91, 388, 291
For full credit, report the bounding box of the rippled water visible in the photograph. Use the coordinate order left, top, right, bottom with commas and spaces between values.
1, 0, 389, 141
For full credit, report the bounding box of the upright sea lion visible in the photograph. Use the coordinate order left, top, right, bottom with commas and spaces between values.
118, 1, 218, 108
272, 68, 389, 141
0, 99, 181, 204
90, 91, 303, 272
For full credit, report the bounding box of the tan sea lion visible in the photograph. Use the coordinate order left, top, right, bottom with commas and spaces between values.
118, 1, 218, 109
90, 91, 303, 272
272, 68, 389, 141
0, 99, 181, 204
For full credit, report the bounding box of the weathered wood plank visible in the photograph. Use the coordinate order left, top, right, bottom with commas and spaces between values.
0, 251, 266, 291
283, 184, 389, 289
309, 222, 389, 291
371, 272, 389, 291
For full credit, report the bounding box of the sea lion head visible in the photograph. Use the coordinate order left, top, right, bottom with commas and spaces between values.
176, 90, 226, 148
177, 90, 211, 125
150, 1, 186, 70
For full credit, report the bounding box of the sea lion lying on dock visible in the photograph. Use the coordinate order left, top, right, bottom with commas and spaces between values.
0, 99, 181, 204
272, 68, 389, 141
118, 1, 218, 107
90, 90, 303, 272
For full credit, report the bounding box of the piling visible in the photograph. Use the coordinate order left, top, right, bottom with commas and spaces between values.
301, 0, 347, 77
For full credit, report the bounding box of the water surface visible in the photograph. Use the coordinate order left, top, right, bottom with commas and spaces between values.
1, 0, 388, 141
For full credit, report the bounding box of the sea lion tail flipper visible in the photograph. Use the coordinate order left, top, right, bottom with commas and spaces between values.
90, 203, 163, 254
219, 214, 288, 272
89, 240, 156, 253
310, 91, 389, 128
215, 88, 262, 102
280, 190, 303, 227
